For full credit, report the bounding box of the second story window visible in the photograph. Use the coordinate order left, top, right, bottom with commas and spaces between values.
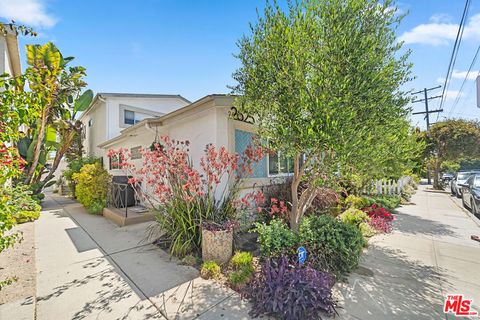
124, 110, 136, 125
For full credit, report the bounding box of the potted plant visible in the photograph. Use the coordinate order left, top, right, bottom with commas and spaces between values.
201, 220, 237, 265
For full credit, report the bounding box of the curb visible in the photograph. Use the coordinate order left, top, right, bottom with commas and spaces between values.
447, 195, 480, 228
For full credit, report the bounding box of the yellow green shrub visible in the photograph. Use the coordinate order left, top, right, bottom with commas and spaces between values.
73, 163, 111, 214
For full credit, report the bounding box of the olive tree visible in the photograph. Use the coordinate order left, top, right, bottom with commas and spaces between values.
232, 0, 415, 230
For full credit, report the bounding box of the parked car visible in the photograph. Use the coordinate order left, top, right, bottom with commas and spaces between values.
451, 171, 480, 198
442, 173, 454, 184
459, 174, 480, 216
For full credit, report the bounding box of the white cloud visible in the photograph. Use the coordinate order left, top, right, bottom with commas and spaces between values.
429, 13, 451, 23
437, 77, 445, 84
0, 0, 57, 28
451, 69, 479, 80
399, 13, 480, 46
444, 90, 463, 100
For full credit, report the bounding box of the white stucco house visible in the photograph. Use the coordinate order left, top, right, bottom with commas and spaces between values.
93, 94, 292, 192
79, 92, 191, 162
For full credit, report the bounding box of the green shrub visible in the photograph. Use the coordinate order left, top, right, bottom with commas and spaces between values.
63, 156, 99, 197
229, 266, 254, 286
364, 195, 400, 210
343, 195, 369, 209
359, 222, 376, 238
255, 215, 365, 279
73, 163, 111, 214
299, 215, 365, 278
229, 251, 254, 286
340, 208, 369, 227
3, 185, 41, 224
231, 251, 253, 268
201, 261, 221, 279
254, 219, 297, 257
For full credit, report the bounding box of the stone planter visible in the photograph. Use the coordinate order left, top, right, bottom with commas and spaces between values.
201, 228, 233, 265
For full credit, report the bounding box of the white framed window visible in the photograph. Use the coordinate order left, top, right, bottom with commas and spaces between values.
268, 152, 294, 176
124, 110, 138, 125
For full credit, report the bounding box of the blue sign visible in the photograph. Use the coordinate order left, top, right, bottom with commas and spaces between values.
298, 246, 307, 265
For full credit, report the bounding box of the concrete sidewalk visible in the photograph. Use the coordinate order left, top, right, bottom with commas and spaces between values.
335, 185, 480, 320
30, 195, 252, 320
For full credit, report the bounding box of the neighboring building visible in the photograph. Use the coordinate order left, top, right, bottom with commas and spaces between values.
79, 93, 191, 161
98, 94, 293, 194
0, 26, 21, 78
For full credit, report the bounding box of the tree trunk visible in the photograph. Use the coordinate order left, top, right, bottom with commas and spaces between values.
36, 130, 74, 193
433, 158, 442, 190
24, 108, 49, 185
289, 154, 302, 232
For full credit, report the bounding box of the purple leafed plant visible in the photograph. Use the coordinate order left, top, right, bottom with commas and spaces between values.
246, 256, 336, 320
202, 220, 238, 232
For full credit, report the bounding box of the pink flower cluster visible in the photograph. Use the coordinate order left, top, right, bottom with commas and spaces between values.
362, 204, 394, 233
108, 135, 265, 206
257, 197, 290, 222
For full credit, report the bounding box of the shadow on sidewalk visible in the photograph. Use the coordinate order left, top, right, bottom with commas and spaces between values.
393, 212, 457, 237
338, 245, 449, 319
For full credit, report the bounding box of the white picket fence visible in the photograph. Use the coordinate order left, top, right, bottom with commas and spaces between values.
369, 176, 412, 195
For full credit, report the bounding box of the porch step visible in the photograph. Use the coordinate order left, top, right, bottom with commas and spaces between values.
102, 207, 156, 227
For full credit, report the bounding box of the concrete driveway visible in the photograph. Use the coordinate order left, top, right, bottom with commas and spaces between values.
335, 184, 480, 319
1, 194, 251, 320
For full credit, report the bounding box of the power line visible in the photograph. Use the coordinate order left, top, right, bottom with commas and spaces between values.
437, 0, 471, 121
449, 44, 480, 117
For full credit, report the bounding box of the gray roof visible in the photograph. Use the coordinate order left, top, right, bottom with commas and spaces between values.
98, 93, 191, 103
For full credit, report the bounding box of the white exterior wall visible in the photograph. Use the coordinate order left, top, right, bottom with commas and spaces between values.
106, 97, 189, 140
82, 100, 107, 159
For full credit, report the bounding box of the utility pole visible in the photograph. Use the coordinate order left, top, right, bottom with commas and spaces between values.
411, 85, 443, 185
411, 85, 443, 129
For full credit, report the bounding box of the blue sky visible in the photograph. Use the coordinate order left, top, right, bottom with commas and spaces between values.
1, 0, 479, 128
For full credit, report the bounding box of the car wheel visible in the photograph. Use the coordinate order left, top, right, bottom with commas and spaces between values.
472, 200, 479, 216
456, 190, 462, 198
451, 186, 456, 196
463, 195, 468, 209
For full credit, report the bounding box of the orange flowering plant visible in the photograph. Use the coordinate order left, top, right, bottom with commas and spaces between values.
108, 135, 265, 257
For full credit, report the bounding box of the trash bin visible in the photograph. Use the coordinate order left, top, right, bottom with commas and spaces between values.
112, 176, 136, 207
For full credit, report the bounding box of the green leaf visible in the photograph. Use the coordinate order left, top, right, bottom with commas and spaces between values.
26, 139, 36, 162
44, 180, 56, 188
39, 150, 47, 166
46, 126, 57, 143
74, 90, 93, 112
17, 137, 31, 158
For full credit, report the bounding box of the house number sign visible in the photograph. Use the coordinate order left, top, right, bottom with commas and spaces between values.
229, 106, 255, 124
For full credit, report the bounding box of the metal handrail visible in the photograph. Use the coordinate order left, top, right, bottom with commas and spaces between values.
108, 182, 130, 217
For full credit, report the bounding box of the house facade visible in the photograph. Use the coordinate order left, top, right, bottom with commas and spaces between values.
79, 93, 191, 161
97, 94, 292, 193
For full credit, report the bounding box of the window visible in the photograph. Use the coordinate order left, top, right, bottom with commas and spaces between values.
268, 152, 294, 176
88, 119, 93, 127
124, 110, 136, 125
474, 176, 480, 188
109, 154, 124, 170
234, 129, 267, 178
131, 146, 142, 160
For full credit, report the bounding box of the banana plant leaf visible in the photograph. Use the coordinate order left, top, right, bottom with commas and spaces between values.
17, 137, 32, 158
74, 89, 93, 112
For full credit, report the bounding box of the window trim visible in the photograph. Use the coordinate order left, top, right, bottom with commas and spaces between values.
119, 104, 164, 128
267, 151, 295, 178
